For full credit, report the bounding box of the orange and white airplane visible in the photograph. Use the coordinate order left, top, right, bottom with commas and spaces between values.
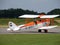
7, 14, 59, 33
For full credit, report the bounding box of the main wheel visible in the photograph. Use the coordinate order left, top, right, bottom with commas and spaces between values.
38, 29, 41, 32
44, 29, 48, 33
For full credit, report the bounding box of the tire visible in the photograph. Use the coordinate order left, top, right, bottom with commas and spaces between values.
44, 29, 48, 33
38, 29, 41, 32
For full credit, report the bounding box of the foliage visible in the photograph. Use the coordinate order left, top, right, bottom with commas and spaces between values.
0, 8, 60, 18
47, 9, 60, 18
0, 8, 39, 18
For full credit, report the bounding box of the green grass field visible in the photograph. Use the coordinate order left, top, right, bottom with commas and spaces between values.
0, 18, 25, 25
0, 34, 60, 45
0, 18, 33, 26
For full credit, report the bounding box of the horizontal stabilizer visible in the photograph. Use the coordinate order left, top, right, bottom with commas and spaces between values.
7, 28, 11, 31
39, 25, 57, 29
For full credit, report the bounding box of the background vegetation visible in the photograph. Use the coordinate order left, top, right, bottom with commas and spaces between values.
0, 8, 60, 18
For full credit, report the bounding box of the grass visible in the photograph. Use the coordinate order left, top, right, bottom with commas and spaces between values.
0, 18, 34, 25
54, 18, 60, 26
0, 34, 60, 45
0, 18, 25, 25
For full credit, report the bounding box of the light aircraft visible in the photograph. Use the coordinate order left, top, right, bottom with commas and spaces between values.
7, 14, 59, 33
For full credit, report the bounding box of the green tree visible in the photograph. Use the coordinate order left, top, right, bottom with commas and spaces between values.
47, 9, 60, 18
0, 8, 39, 18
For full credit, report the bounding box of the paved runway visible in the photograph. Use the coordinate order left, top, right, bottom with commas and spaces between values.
0, 27, 60, 34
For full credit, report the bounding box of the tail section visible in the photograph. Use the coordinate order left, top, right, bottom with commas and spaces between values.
7, 21, 20, 31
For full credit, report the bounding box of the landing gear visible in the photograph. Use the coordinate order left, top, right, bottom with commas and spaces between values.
38, 29, 41, 32
38, 29, 48, 33
44, 29, 48, 33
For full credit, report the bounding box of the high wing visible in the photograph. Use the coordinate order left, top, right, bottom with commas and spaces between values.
19, 14, 39, 18
19, 14, 59, 18
38, 25, 57, 29
40, 15, 59, 18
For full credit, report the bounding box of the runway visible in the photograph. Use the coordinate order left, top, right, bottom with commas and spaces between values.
0, 27, 60, 34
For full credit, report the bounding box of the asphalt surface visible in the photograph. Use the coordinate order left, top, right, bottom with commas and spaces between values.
0, 27, 60, 34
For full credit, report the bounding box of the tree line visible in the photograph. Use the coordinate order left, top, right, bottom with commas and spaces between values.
0, 8, 39, 18
0, 8, 60, 18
